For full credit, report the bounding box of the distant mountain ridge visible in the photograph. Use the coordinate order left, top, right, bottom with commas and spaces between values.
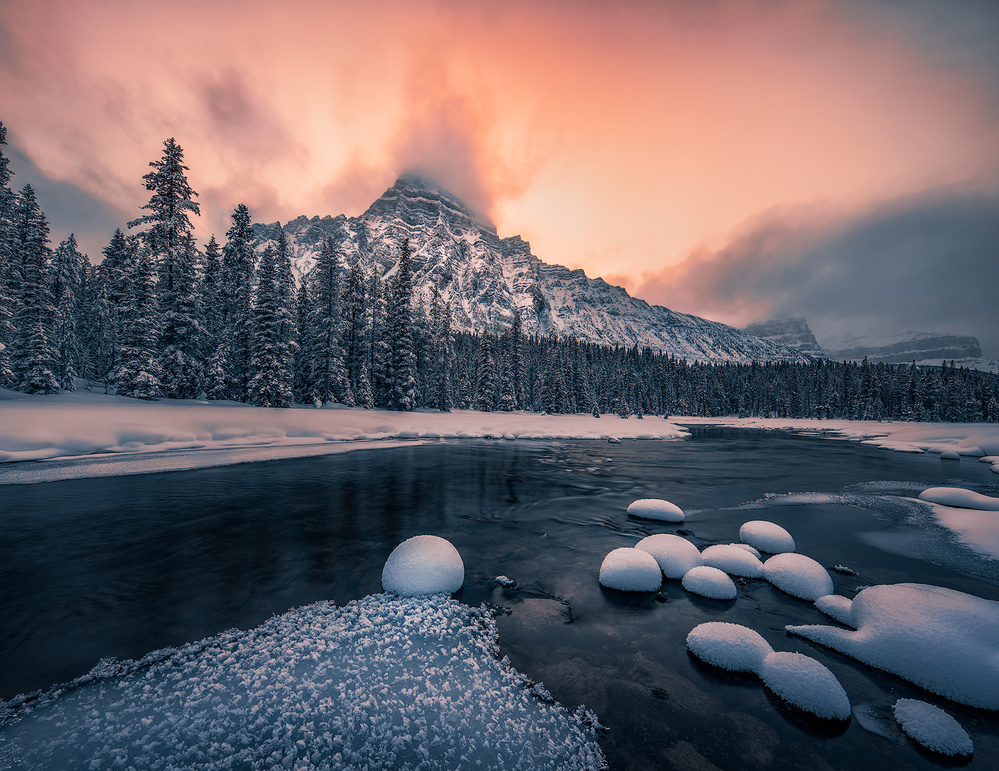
742, 316, 997, 374
253, 175, 811, 364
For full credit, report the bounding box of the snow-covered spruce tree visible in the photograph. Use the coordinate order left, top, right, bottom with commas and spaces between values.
473, 335, 496, 411
0, 121, 18, 385
292, 280, 312, 403
509, 309, 526, 409
50, 234, 86, 390
247, 245, 294, 407
157, 234, 204, 399
110, 246, 161, 399
274, 228, 298, 388
11, 184, 59, 393
221, 204, 256, 400
369, 270, 392, 407
386, 238, 418, 410
127, 138, 202, 398
427, 288, 452, 412
306, 236, 350, 406
199, 235, 223, 354
341, 254, 370, 405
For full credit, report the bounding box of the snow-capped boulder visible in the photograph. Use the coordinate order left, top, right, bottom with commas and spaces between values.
382, 535, 465, 596
681, 566, 737, 600
758, 651, 851, 720
763, 553, 834, 601
627, 498, 685, 522
740, 520, 796, 554
685, 622, 772, 673
599, 547, 663, 591
635, 534, 703, 579
701, 544, 764, 578
788, 583, 999, 710
893, 699, 974, 757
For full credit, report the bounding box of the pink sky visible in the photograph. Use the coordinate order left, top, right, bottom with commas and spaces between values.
2, 0, 998, 343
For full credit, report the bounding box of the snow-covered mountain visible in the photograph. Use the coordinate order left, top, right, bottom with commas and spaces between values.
253, 175, 810, 363
742, 317, 827, 359
825, 332, 998, 373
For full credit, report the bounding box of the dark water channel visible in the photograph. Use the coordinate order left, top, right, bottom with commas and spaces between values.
2, 427, 999, 769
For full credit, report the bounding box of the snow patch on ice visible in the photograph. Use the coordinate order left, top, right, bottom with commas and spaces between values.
918, 486, 999, 511
814, 595, 854, 626
626, 498, 685, 522
598, 547, 663, 592
893, 699, 974, 757
739, 521, 796, 554
381, 535, 465, 596
763, 553, 834, 601
681, 566, 737, 600
788, 583, 999, 710
635, 534, 703, 579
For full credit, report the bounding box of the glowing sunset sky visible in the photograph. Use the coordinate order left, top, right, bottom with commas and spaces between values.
2, 0, 998, 355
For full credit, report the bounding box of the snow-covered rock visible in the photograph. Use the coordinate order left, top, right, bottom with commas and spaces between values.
730, 543, 762, 559
685, 622, 772, 673
814, 595, 854, 626
788, 583, 999, 710
598, 547, 663, 592
893, 699, 974, 757
763, 553, 834, 601
758, 651, 851, 720
918, 486, 999, 511
635, 534, 703, 579
0, 594, 606, 769
626, 498, 685, 522
739, 520, 796, 554
700, 544, 764, 578
382, 535, 465, 596
681, 566, 737, 600
254, 175, 812, 363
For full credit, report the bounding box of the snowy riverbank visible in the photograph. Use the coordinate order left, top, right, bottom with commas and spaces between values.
3, 386, 999, 483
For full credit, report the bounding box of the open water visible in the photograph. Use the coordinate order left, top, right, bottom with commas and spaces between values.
2, 427, 998, 769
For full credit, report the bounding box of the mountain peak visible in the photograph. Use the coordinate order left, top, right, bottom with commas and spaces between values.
362, 174, 496, 235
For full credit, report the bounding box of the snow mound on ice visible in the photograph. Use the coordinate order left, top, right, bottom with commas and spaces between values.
627, 498, 685, 522
740, 520, 796, 553
681, 565, 737, 600
685, 622, 772, 673
759, 651, 851, 720
599, 547, 663, 591
701, 544, 764, 578
893, 699, 974, 757
0, 594, 605, 770
763, 553, 834, 601
381, 535, 464, 596
814, 595, 854, 626
635, 534, 703, 579
940, 450, 962, 460
918, 486, 999, 511
788, 583, 999, 709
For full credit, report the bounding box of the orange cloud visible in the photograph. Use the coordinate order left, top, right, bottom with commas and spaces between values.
1, 0, 997, 283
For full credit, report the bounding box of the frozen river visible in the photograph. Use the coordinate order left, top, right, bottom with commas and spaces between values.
2, 428, 998, 769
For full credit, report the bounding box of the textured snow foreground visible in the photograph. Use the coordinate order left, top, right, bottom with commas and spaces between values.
0, 594, 605, 770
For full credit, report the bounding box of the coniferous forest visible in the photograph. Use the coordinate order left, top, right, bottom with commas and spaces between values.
1, 124, 997, 422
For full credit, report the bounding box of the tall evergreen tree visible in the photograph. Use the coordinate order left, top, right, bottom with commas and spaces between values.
110, 247, 161, 399
341, 254, 369, 403
50, 234, 86, 390
157, 233, 204, 398
428, 288, 452, 412
0, 122, 17, 385
221, 204, 256, 400
306, 236, 349, 405
247, 245, 294, 407
474, 336, 496, 411
293, 280, 313, 403
200, 235, 224, 353
11, 185, 58, 393
386, 238, 418, 410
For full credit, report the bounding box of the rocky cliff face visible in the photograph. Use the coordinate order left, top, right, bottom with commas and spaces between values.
742, 317, 827, 359
253, 175, 811, 363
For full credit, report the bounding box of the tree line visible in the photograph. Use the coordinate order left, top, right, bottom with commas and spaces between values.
1, 123, 996, 422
